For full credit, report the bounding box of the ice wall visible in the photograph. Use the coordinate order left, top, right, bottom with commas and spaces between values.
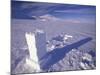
35, 29, 47, 60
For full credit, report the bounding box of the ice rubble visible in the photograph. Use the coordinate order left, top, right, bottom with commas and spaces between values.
44, 34, 96, 72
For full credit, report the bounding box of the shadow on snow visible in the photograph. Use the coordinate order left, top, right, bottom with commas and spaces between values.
40, 37, 92, 71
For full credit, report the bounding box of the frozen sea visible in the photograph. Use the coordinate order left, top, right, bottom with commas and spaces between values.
11, 19, 96, 73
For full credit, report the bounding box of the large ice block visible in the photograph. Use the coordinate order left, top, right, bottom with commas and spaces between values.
25, 32, 41, 72
25, 30, 47, 72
